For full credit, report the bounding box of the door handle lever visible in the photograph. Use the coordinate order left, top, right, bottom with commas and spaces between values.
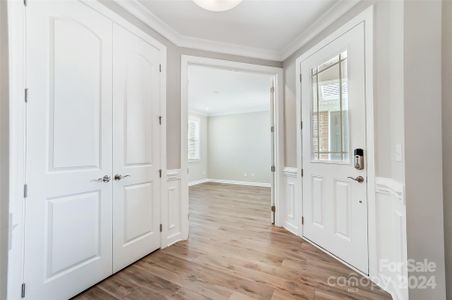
92, 175, 111, 183
347, 176, 365, 183
114, 174, 131, 181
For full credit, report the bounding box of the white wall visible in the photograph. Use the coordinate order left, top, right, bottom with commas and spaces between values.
443, 1, 452, 298
208, 111, 271, 184
187, 113, 208, 182
404, 1, 446, 299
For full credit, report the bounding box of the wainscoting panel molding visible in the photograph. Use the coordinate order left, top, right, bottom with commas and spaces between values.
163, 169, 184, 247
374, 177, 408, 300
189, 178, 271, 188
282, 167, 300, 235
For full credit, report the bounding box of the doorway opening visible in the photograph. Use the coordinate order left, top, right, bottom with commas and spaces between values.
180, 56, 284, 235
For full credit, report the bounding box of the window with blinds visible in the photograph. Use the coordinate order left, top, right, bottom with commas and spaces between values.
188, 118, 201, 160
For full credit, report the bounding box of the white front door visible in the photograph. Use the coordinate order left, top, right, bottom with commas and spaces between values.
112, 24, 162, 272
25, 2, 113, 299
301, 23, 368, 273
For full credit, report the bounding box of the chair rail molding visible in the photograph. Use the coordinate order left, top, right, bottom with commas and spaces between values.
374, 177, 408, 300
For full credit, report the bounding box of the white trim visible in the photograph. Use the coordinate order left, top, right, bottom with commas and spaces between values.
114, 0, 280, 61
374, 177, 408, 300
115, 0, 358, 61
190, 107, 270, 118
164, 169, 184, 248
7, 1, 26, 299
7, 1, 168, 298
167, 169, 183, 180
281, 167, 300, 236
282, 167, 298, 177
206, 179, 271, 188
375, 177, 405, 204
188, 178, 209, 187
207, 108, 270, 117
295, 5, 376, 276
181, 55, 284, 230
280, 0, 360, 60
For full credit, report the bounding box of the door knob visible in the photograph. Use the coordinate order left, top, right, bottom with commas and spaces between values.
114, 174, 131, 181
347, 176, 365, 183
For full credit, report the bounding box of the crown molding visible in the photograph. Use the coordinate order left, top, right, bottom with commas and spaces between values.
114, 0, 360, 62
280, 0, 361, 60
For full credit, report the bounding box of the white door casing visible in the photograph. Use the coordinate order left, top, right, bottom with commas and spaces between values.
301, 23, 368, 273
270, 80, 276, 224
112, 24, 162, 272
25, 2, 114, 299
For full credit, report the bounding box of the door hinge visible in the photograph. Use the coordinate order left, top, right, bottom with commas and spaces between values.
302, 216, 304, 225
300, 121, 303, 130
301, 169, 304, 177
271, 165, 275, 173
159, 64, 162, 72
24, 88, 28, 103
23, 0, 27, 7
159, 224, 162, 232
159, 169, 162, 178
299, 73, 302, 82
23, 184, 28, 198
270, 86, 274, 94
158, 115, 162, 125
271, 205, 275, 213
270, 126, 274, 133
21, 283, 26, 298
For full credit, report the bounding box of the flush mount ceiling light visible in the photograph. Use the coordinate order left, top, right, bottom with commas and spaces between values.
192, 0, 243, 12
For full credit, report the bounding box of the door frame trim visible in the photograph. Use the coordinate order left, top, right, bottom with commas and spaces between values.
180, 55, 284, 236
295, 6, 376, 277
6, 1, 167, 298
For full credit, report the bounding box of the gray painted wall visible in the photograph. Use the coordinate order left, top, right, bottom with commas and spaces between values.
100, 1, 282, 170
187, 113, 208, 182
0, 1, 8, 299
208, 111, 271, 183
404, 1, 446, 299
443, 1, 452, 298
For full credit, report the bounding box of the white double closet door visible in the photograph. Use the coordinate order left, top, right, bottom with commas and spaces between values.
24, 2, 162, 299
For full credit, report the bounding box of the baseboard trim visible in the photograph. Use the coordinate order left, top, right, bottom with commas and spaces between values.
189, 178, 271, 188
188, 178, 209, 187
208, 179, 271, 187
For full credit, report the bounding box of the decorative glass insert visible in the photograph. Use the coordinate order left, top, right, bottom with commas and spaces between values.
311, 51, 349, 161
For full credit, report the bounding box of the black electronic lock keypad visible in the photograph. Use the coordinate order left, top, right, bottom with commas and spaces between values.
354, 148, 364, 170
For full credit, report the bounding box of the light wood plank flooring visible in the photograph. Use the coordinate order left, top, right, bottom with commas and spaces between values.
74, 182, 391, 300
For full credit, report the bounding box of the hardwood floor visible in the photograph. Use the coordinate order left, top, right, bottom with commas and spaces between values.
74, 182, 391, 300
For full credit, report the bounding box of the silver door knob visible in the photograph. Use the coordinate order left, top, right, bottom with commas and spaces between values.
347, 176, 365, 183
114, 174, 131, 181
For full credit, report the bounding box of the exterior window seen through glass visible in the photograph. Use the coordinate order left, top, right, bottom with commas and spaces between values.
311, 51, 349, 161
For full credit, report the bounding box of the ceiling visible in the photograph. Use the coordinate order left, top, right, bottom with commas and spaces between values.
188, 65, 272, 116
116, 0, 359, 60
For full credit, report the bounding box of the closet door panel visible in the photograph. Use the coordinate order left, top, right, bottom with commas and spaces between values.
112, 24, 162, 272
25, 2, 113, 299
